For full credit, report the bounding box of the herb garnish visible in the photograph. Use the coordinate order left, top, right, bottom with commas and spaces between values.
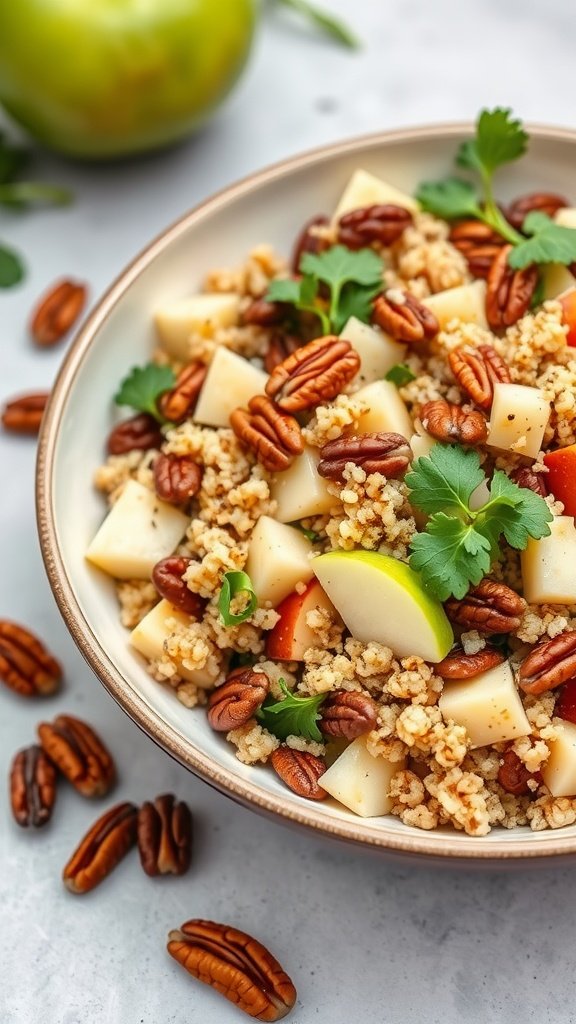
257, 679, 326, 741
275, 0, 359, 49
385, 363, 417, 387
114, 364, 176, 423
218, 571, 258, 627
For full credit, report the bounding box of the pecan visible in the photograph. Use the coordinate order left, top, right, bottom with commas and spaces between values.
318, 432, 412, 483
270, 747, 327, 800
337, 204, 413, 249
30, 278, 88, 346
137, 793, 192, 876
485, 245, 538, 330
1, 392, 49, 435
291, 213, 329, 273
264, 332, 302, 375
319, 690, 378, 740
372, 290, 438, 343
419, 399, 488, 445
436, 646, 506, 680
167, 919, 297, 1022
154, 452, 202, 504
444, 580, 526, 634
506, 192, 568, 233
38, 714, 116, 797
0, 620, 62, 697
157, 362, 207, 423
152, 556, 206, 617
106, 413, 163, 455
519, 631, 576, 695
497, 749, 534, 796
241, 298, 286, 327
556, 679, 576, 724
10, 745, 57, 828
509, 465, 548, 497
449, 221, 506, 279
63, 801, 138, 894
265, 336, 360, 413
207, 667, 270, 732
230, 394, 303, 472
448, 344, 511, 410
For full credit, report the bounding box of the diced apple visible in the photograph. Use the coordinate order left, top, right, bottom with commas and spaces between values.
410, 424, 436, 461
319, 736, 405, 817
542, 265, 576, 301
354, 379, 413, 438
542, 721, 576, 797
271, 446, 335, 523
245, 516, 314, 607
154, 293, 241, 361
423, 280, 488, 330
86, 480, 188, 580
193, 347, 268, 429
543, 444, 576, 515
266, 579, 339, 661
554, 207, 576, 229
487, 382, 550, 459
558, 287, 576, 347
332, 169, 419, 223
521, 517, 576, 604
130, 599, 219, 686
439, 661, 531, 748
339, 316, 407, 386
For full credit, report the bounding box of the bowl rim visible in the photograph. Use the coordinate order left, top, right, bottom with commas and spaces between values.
37, 120, 576, 860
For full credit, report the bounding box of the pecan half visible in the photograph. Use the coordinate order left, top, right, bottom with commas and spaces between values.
448, 344, 511, 410
0, 620, 62, 697
337, 204, 413, 249
264, 333, 302, 375
506, 192, 568, 233
30, 279, 88, 346
208, 667, 270, 732
318, 432, 412, 483
242, 299, 286, 327
270, 747, 327, 800
152, 556, 206, 617
137, 793, 192, 876
1, 392, 49, 435
10, 745, 57, 828
519, 631, 576, 695
106, 413, 163, 455
291, 214, 329, 273
509, 465, 548, 497
497, 749, 534, 796
444, 580, 526, 634
63, 801, 138, 894
230, 394, 303, 472
420, 399, 488, 445
167, 919, 297, 1022
319, 690, 378, 739
555, 679, 576, 724
157, 362, 207, 423
38, 714, 115, 797
485, 245, 538, 330
154, 452, 202, 504
436, 646, 506, 680
372, 290, 438, 343
449, 221, 506, 279
265, 336, 360, 413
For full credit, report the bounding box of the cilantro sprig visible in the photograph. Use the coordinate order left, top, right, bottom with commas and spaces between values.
385, 363, 416, 387
275, 0, 359, 48
406, 444, 552, 601
114, 363, 176, 422
218, 571, 258, 627
257, 679, 326, 742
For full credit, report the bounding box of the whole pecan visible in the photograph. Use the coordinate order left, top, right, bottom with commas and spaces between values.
0, 620, 62, 697
449, 221, 506, 279
167, 919, 297, 1022
230, 394, 303, 472
270, 747, 327, 800
509, 465, 548, 497
63, 801, 138, 894
497, 749, 534, 796
10, 745, 57, 828
518, 631, 576, 695
265, 336, 360, 413
448, 344, 511, 410
436, 646, 506, 680
337, 204, 413, 249
319, 690, 378, 740
318, 432, 412, 483
157, 362, 207, 423
372, 290, 439, 343
152, 556, 206, 617
137, 793, 192, 876
30, 278, 88, 346
106, 413, 163, 456
1, 392, 49, 435
419, 399, 488, 445
207, 667, 270, 732
241, 298, 286, 327
485, 245, 538, 330
38, 714, 115, 797
291, 213, 329, 273
444, 580, 526, 634
506, 192, 568, 233
154, 452, 202, 504
264, 332, 302, 375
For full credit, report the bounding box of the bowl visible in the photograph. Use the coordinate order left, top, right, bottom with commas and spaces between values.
37, 122, 576, 861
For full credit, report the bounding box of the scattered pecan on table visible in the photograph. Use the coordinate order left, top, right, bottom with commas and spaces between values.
63, 801, 138, 894
337, 204, 412, 249
1, 392, 49, 435
0, 620, 62, 697
207, 667, 270, 732
106, 412, 163, 455
436, 646, 506, 680
509, 465, 548, 497
30, 278, 88, 347
291, 214, 329, 273
38, 713, 116, 797
444, 580, 527, 634
497, 749, 536, 796
153, 452, 203, 504
419, 398, 488, 446
317, 432, 412, 484
372, 289, 439, 343
265, 336, 360, 413
449, 220, 506, 279
485, 245, 539, 330
319, 691, 378, 740
157, 361, 207, 423
518, 631, 576, 695
10, 744, 57, 828
152, 556, 206, 617
506, 192, 568, 233
270, 748, 327, 801
264, 333, 302, 375
448, 344, 510, 411
137, 793, 192, 877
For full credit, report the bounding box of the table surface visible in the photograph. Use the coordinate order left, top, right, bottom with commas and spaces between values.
2, 2, 576, 1022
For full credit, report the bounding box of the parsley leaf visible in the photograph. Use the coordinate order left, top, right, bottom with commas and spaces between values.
0, 244, 25, 288
410, 514, 492, 601
275, 0, 359, 48
114, 363, 176, 422
457, 108, 528, 177
508, 211, 576, 270
266, 275, 329, 334
405, 443, 485, 517
385, 363, 417, 387
485, 470, 553, 547
336, 280, 382, 332
218, 571, 258, 627
257, 679, 326, 742
416, 177, 482, 222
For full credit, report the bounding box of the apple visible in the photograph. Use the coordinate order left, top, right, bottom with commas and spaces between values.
332, 169, 419, 223
266, 579, 338, 661
558, 288, 576, 348
543, 444, 576, 516
521, 517, 576, 604
438, 661, 531, 748
319, 736, 404, 817
311, 550, 453, 662
541, 720, 576, 797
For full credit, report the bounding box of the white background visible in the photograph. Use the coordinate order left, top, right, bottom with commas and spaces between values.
2, 2, 576, 1021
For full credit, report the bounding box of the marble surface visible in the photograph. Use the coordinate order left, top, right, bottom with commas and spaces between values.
2, 2, 576, 1021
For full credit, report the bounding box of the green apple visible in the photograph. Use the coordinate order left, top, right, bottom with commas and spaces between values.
312, 549, 453, 662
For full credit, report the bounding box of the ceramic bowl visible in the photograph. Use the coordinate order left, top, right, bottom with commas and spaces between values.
37, 123, 576, 860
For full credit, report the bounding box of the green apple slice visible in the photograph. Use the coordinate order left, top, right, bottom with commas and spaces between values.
312, 550, 453, 662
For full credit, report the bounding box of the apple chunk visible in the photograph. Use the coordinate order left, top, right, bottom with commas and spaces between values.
521, 517, 576, 604
266, 579, 339, 661
271, 446, 335, 523
130, 599, 219, 687
487, 382, 550, 459
541, 721, 576, 797
339, 316, 407, 386
332, 169, 419, 223
423, 280, 488, 330
193, 346, 268, 428
245, 516, 314, 607
354, 379, 413, 438
319, 736, 405, 817
154, 293, 241, 361
438, 661, 531, 748
312, 550, 453, 662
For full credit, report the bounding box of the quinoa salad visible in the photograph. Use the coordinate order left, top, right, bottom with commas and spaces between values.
87, 109, 576, 837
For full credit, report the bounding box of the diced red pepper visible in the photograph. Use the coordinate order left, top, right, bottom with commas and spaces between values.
543, 444, 576, 517
559, 287, 576, 348
556, 678, 576, 724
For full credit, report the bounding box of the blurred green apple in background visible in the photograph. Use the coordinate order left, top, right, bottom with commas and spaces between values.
0, 0, 256, 159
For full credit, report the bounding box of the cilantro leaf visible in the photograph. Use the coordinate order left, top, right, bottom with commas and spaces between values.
457, 108, 528, 177
405, 443, 485, 516
385, 363, 417, 387
0, 244, 25, 288
508, 211, 576, 269
114, 363, 176, 422
486, 470, 553, 546
266, 278, 302, 304
301, 245, 383, 288
0, 182, 73, 210
218, 570, 258, 626
410, 514, 491, 601
265, 275, 328, 333
257, 679, 326, 742
275, 0, 359, 49
416, 177, 481, 221
335, 280, 381, 333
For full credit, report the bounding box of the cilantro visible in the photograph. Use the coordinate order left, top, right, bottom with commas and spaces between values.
385, 363, 417, 387
291, 522, 321, 542
0, 244, 24, 288
0, 132, 29, 185
0, 182, 72, 210
405, 443, 485, 517
508, 211, 576, 270
410, 513, 492, 601
266, 275, 329, 334
416, 178, 482, 223
456, 108, 528, 178
275, 0, 359, 49
218, 571, 258, 627
257, 679, 326, 742
114, 363, 176, 422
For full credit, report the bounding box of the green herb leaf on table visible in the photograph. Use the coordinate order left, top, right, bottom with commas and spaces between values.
0, 244, 25, 288
114, 363, 176, 422
257, 679, 326, 742
385, 363, 417, 387
218, 571, 258, 627
274, 0, 359, 49
508, 211, 576, 269
0, 182, 73, 210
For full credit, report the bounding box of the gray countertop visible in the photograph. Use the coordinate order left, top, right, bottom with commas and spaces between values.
2, 2, 576, 1021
